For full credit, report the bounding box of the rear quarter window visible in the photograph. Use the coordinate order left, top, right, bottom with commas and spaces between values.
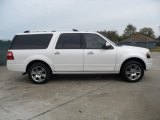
10, 34, 53, 49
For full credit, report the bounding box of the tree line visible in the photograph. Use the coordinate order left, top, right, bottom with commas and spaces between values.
98, 24, 157, 43
0, 25, 159, 43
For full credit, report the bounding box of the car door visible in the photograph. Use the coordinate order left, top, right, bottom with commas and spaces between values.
84, 33, 116, 72
53, 33, 83, 71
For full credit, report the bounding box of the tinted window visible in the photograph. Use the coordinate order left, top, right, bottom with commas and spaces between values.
10, 34, 53, 49
84, 34, 106, 49
56, 33, 81, 49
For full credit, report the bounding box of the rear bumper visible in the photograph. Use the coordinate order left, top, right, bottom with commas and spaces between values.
7, 63, 26, 72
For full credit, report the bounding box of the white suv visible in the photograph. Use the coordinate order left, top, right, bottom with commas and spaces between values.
7, 30, 152, 84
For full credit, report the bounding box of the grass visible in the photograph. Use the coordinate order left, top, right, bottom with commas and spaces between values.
150, 46, 160, 52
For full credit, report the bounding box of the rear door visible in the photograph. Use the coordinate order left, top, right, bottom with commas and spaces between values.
53, 33, 83, 72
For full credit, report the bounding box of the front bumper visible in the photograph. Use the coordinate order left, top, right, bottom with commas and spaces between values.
146, 58, 152, 71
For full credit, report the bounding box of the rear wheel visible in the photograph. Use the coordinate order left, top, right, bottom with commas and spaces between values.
121, 61, 144, 82
28, 63, 51, 84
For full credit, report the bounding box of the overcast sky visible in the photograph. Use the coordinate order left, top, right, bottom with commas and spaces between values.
0, 0, 159, 40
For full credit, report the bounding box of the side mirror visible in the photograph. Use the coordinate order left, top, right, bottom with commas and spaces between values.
102, 42, 111, 49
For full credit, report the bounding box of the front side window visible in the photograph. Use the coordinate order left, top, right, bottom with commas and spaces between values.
84, 34, 106, 49
56, 33, 81, 49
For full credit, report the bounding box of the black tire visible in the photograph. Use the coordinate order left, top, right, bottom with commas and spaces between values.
120, 61, 144, 82
28, 63, 51, 84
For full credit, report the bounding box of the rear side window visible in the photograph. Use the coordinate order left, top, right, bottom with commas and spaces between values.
56, 33, 81, 49
10, 34, 53, 49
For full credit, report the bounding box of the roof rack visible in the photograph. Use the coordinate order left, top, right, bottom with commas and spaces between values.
24, 29, 78, 33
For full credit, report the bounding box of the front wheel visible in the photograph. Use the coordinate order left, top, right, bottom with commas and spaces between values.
28, 63, 51, 84
121, 61, 144, 82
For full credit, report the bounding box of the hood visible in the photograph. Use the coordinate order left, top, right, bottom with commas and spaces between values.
116, 45, 149, 53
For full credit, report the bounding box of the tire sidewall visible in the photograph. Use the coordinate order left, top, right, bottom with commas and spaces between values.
28, 63, 51, 84
121, 61, 144, 82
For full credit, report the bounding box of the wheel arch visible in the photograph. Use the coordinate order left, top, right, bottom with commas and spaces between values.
26, 60, 52, 73
120, 57, 146, 73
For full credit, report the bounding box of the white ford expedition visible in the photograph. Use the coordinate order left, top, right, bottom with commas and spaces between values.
7, 30, 152, 84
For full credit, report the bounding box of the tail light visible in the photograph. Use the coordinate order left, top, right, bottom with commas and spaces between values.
7, 51, 14, 60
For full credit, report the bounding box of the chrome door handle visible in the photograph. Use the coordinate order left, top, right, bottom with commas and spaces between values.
54, 51, 60, 55
87, 51, 94, 55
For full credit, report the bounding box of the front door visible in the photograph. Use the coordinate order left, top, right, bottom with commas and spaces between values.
83, 33, 116, 71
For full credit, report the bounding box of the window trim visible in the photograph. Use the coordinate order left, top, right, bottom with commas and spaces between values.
55, 33, 83, 49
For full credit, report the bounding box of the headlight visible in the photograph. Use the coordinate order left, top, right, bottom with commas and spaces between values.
146, 52, 151, 58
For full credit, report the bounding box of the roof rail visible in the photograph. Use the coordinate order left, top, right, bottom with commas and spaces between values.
53, 29, 78, 31
24, 29, 78, 33
72, 29, 78, 31
24, 30, 55, 33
